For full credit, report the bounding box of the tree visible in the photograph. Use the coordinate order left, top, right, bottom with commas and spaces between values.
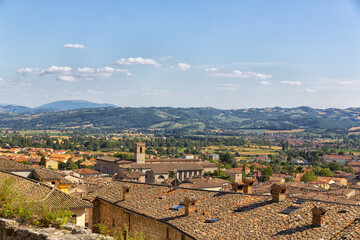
40, 156, 46, 167
220, 153, 234, 164
284, 177, 294, 182
169, 171, 176, 178
58, 162, 66, 170
327, 162, 343, 171
65, 160, 78, 170
301, 171, 317, 183
296, 166, 304, 173
204, 170, 232, 181
250, 165, 255, 174
262, 166, 273, 177
313, 167, 333, 177
242, 164, 246, 180
345, 166, 355, 175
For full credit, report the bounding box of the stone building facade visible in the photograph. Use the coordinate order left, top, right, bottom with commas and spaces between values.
92, 199, 192, 240
95, 143, 217, 184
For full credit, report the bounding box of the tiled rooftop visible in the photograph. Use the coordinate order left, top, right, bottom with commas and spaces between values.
332, 218, 360, 240
0, 171, 92, 210
73, 168, 101, 175
179, 177, 227, 190
92, 181, 360, 240
115, 171, 145, 180
0, 157, 32, 172
32, 168, 72, 184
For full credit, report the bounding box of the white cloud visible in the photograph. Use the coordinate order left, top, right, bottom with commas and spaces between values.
204, 67, 218, 72
208, 70, 272, 79
63, 43, 87, 49
338, 81, 351, 85
159, 56, 173, 61
18, 66, 72, 75
43, 66, 72, 74
87, 89, 106, 95
217, 83, 239, 91
57, 76, 75, 82
260, 80, 271, 85
281, 81, 302, 86
17, 68, 43, 75
18, 65, 131, 81
178, 62, 191, 70
306, 88, 316, 93
115, 57, 161, 67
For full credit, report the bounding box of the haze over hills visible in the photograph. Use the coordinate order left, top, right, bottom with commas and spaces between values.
0, 100, 117, 114
0, 105, 360, 134
35, 100, 117, 112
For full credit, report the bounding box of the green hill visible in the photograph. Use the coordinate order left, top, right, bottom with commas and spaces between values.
1, 106, 360, 134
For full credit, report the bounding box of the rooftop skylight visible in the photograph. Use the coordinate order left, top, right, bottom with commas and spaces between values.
279, 206, 300, 215
170, 205, 185, 211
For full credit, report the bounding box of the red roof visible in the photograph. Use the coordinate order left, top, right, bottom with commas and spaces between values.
348, 161, 360, 166
73, 168, 101, 175
324, 155, 352, 160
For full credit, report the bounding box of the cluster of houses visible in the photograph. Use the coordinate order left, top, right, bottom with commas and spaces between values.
0, 146, 97, 170
2, 159, 360, 239
2, 142, 360, 239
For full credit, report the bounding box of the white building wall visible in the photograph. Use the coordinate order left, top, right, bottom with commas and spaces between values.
71, 208, 86, 227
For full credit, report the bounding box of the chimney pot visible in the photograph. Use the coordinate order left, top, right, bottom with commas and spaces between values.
271, 183, 287, 202
122, 184, 131, 200
232, 182, 245, 193
311, 206, 326, 227
243, 178, 256, 194
184, 195, 197, 216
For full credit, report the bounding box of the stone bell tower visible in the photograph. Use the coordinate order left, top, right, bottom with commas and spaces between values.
134, 142, 145, 164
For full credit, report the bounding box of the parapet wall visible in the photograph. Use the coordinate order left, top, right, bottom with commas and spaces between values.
0, 217, 111, 240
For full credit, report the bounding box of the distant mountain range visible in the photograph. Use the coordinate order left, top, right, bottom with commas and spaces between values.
35, 100, 116, 112
0, 105, 360, 133
0, 100, 116, 114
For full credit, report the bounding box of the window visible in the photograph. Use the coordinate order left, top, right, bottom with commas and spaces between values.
71, 214, 77, 224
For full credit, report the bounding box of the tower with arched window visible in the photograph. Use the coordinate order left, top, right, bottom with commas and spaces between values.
134, 142, 146, 164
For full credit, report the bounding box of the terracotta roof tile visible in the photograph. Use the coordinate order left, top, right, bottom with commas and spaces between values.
0, 157, 32, 172
92, 181, 360, 239
0, 172, 92, 210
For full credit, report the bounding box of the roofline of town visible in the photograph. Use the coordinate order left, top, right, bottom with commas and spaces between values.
113, 179, 360, 207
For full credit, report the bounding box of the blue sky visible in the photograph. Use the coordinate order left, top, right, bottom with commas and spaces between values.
0, 0, 360, 109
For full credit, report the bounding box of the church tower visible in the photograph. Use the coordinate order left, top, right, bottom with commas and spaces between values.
134, 142, 146, 164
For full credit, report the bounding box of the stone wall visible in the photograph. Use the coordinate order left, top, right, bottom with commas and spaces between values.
0, 218, 110, 240
92, 199, 193, 240
95, 160, 120, 175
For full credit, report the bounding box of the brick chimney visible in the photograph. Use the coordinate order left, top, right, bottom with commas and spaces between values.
122, 184, 131, 200
271, 183, 287, 202
184, 196, 198, 216
243, 178, 256, 194
311, 206, 326, 227
231, 182, 245, 193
